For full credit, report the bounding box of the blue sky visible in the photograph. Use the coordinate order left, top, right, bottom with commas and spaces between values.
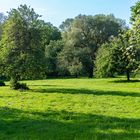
0, 0, 138, 27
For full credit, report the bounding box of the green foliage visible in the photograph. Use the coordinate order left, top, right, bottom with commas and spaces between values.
95, 31, 139, 81
57, 45, 75, 76
128, 1, 140, 78
45, 40, 64, 77
97, 33, 139, 80
131, 1, 140, 22
130, 1, 140, 77
95, 43, 114, 78
40, 21, 61, 46
58, 45, 92, 77
61, 14, 126, 77
68, 57, 83, 77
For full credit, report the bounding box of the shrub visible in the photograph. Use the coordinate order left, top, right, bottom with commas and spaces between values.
10, 79, 29, 90
0, 81, 6, 86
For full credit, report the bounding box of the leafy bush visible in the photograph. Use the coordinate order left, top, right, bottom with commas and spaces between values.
10, 79, 29, 90
0, 81, 6, 86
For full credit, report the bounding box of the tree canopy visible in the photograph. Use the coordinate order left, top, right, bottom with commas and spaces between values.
59, 14, 126, 77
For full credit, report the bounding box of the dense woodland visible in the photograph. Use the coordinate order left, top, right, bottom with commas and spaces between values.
0, 2, 140, 89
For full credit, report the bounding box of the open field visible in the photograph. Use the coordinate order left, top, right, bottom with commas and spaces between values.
0, 78, 140, 140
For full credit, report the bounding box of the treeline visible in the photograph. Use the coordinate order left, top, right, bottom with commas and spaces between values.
0, 2, 140, 89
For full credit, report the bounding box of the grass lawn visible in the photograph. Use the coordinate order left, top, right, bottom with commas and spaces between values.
0, 78, 140, 140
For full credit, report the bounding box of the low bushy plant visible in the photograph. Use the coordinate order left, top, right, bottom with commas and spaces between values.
10, 79, 29, 90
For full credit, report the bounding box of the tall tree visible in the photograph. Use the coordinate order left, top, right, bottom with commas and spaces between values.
0, 5, 46, 89
130, 1, 140, 75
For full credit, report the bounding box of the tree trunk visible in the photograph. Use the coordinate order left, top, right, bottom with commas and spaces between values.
126, 70, 130, 81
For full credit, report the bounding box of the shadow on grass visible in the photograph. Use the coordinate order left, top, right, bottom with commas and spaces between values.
0, 107, 139, 140
0, 95, 16, 98
111, 80, 140, 83
31, 88, 140, 97
29, 84, 63, 87
0, 85, 9, 87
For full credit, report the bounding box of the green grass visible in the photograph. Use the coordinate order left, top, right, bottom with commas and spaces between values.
0, 78, 140, 140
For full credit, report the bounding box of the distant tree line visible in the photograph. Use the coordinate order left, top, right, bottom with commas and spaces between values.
0, 2, 140, 89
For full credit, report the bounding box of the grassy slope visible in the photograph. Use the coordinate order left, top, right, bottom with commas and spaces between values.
0, 78, 140, 140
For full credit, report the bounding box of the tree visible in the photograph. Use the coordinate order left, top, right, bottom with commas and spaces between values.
116, 33, 138, 81
61, 14, 126, 77
130, 1, 140, 76
95, 33, 139, 81
0, 5, 46, 89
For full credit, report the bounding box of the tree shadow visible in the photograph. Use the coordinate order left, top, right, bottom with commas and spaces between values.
0, 107, 139, 140
0, 95, 16, 98
111, 79, 140, 83
0, 85, 9, 87
29, 84, 60, 87
31, 88, 140, 97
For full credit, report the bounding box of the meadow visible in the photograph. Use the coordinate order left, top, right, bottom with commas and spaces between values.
0, 78, 140, 140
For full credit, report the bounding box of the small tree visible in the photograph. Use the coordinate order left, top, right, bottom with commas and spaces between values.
119, 32, 139, 81
121, 45, 138, 81
95, 33, 139, 81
